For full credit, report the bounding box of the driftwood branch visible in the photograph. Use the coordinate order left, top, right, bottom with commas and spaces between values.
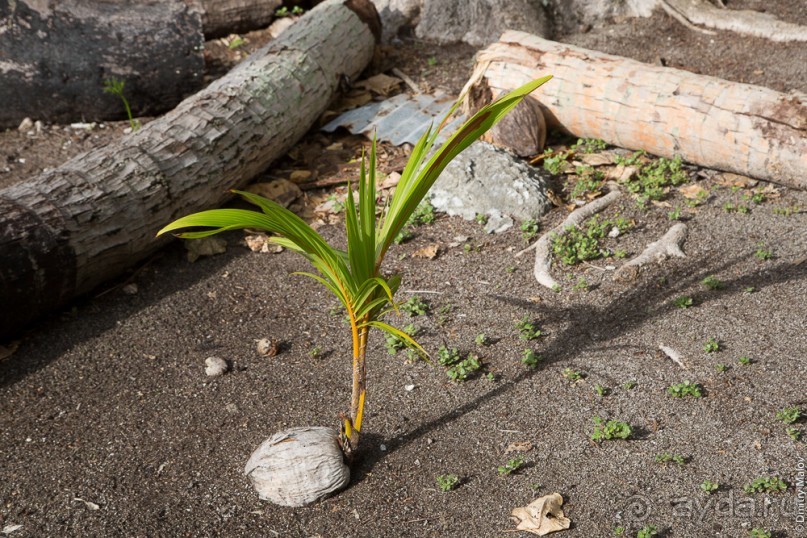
613, 223, 688, 282
0, 0, 379, 340
517, 189, 621, 290
464, 31, 807, 191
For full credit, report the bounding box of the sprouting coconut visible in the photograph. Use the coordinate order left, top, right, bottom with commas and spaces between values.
157, 76, 552, 507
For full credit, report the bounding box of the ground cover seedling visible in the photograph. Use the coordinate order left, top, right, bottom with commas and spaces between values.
436, 474, 459, 491
569, 165, 605, 198
673, 296, 693, 308
624, 154, 689, 206
655, 453, 686, 465
573, 277, 589, 291
551, 215, 632, 265
591, 417, 632, 441
738, 355, 752, 365
275, 5, 304, 16
309, 345, 321, 358
541, 149, 571, 175
667, 381, 703, 398
475, 213, 488, 225
714, 363, 728, 373
475, 333, 490, 346
623, 380, 637, 390
748, 529, 771, 538
700, 479, 719, 493
157, 77, 553, 502
743, 476, 788, 494
498, 456, 525, 475
385, 323, 416, 355
437, 345, 461, 366
754, 243, 774, 260
521, 349, 542, 368
103, 77, 141, 131
393, 227, 414, 244
572, 137, 607, 153
636, 524, 659, 538
668, 207, 682, 221
703, 338, 720, 353
701, 275, 724, 290
521, 219, 539, 240
515, 316, 543, 340
594, 384, 609, 397
400, 296, 429, 316
446, 354, 481, 382
786, 427, 802, 441
563, 367, 583, 381
776, 406, 802, 424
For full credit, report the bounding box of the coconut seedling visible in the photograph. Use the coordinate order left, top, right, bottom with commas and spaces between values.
156, 76, 552, 506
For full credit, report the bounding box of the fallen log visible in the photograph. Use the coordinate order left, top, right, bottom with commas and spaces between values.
199, 0, 283, 38
0, 0, 379, 341
0, 0, 206, 128
463, 31, 807, 191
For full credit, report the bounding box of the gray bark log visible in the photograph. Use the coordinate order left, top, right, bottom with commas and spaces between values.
0, 0, 206, 128
465, 31, 807, 191
199, 0, 283, 38
0, 0, 379, 340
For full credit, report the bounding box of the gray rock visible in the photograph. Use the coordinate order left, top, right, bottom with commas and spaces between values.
415, 0, 550, 47
371, 0, 423, 42
205, 356, 229, 377
429, 142, 552, 233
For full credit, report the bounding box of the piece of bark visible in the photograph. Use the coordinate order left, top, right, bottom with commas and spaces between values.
0, 0, 206, 128
463, 31, 807, 191
613, 223, 687, 282
516, 188, 621, 290
0, 0, 379, 341
199, 0, 283, 38
662, 0, 807, 42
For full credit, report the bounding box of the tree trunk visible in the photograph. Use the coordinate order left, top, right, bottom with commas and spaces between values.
0, 0, 206, 128
199, 0, 283, 38
463, 31, 807, 190
0, 0, 379, 341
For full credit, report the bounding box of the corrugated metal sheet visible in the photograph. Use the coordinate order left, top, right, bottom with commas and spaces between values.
321, 92, 466, 146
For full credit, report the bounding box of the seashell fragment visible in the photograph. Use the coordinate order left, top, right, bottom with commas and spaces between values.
244, 426, 350, 507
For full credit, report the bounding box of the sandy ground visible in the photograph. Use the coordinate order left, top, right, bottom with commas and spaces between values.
1, 3, 806, 537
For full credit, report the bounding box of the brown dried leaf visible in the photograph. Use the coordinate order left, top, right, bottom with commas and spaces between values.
356, 73, 402, 96
505, 441, 534, 454
245, 180, 302, 208
577, 152, 614, 166
606, 164, 638, 183
715, 172, 757, 188
412, 244, 440, 259
679, 183, 708, 200
511, 493, 572, 536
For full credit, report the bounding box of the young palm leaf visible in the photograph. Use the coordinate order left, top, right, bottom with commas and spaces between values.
157, 75, 552, 453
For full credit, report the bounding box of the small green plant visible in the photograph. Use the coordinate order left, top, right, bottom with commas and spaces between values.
436, 473, 459, 491
744, 286, 756, 293
636, 524, 658, 538
673, 296, 693, 308
498, 455, 525, 475
776, 406, 802, 424
754, 243, 774, 260
563, 367, 583, 381
612, 526, 626, 536
550, 215, 631, 266
594, 384, 609, 397
102, 77, 141, 131
656, 453, 686, 465
591, 416, 632, 441
542, 149, 570, 175
309, 345, 321, 358
275, 5, 304, 17
475, 213, 488, 225
227, 35, 246, 49
773, 205, 800, 216
625, 155, 688, 204
516, 316, 543, 340
700, 479, 719, 494
738, 355, 752, 365
520, 219, 540, 240
668, 207, 682, 221
703, 338, 720, 353
400, 296, 429, 316
407, 200, 435, 226
394, 227, 414, 244
786, 427, 802, 441
521, 349, 543, 368
437, 345, 461, 366
475, 333, 491, 346
743, 476, 788, 494
385, 323, 417, 355
573, 277, 589, 291
667, 381, 703, 398
446, 354, 482, 382
714, 363, 728, 373
748, 529, 771, 538
623, 380, 637, 390
701, 275, 724, 290
427, 56, 438, 66
572, 138, 607, 153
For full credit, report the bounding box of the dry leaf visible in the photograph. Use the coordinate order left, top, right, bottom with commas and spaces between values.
606, 164, 637, 183
245, 234, 270, 252
505, 441, 534, 454
511, 493, 571, 536
381, 171, 401, 190
577, 152, 614, 166
185, 237, 227, 263
715, 172, 757, 188
356, 73, 402, 96
412, 244, 440, 259
245, 180, 302, 208
290, 170, 313, 183
678, 183, 708, 200
546, 189, 565, 207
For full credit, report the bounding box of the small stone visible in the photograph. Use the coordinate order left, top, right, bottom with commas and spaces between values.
289, 170, 312, 183
404, 384, 415, 391
122, 283, 138, 295
18, 117, 33, 132
205, 356, 229, 377
256, 338, 279, 357
379, 444, 387, 451
608, 226, 620, 238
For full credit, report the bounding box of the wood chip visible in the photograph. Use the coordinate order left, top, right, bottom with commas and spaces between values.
678, 183, 708, 199
505, 441, 534, 454
412, 244, 440, 259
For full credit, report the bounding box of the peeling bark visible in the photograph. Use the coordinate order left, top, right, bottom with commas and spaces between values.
0, 0, 379, 341
466, 32, 807, 191
199, 0, 283, 38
